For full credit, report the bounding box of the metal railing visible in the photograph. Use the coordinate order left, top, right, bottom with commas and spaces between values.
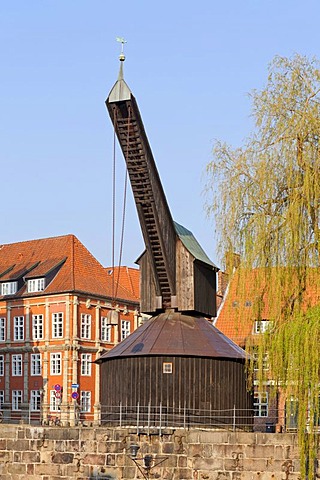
0, 404, 298, 433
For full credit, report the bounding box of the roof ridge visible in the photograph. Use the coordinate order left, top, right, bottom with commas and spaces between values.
0, 234, 75, 249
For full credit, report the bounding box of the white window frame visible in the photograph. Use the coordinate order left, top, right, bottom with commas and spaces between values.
31, 353, 42, 376
1, 281, 17, 295
0, 355, 4, 376
14, 316, 24, 341
163, 362, 173, 374
12, 354, 22, 376
254, 320, 272, 334
0, 390, 4, 409
12, 390, 22, 411
101, 317, 111, 342
27, 278, 45, 293
50, 390, 60, 412
254, 391, 269, 417
253, 352, 269, 371
30, 390, 41, 411
0, 317, 5, 342
32, 314, 44, 340
80, 391, 91, 412
52, 313, 63, 339
50, 353, 62, 375
81, 314, 91, 339
121, 320, 131, 341
81, 353, 92, 376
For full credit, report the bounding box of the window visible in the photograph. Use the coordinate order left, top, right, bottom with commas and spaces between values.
254, 392, 268, 417
52, 313, 63, 338
27, 278, 45, 293
1, 281, 17, 295
32, 314, 44, 340
0, 317, 5, 341
163, 362, 173, 374
121, 320, 130, 341
254, 320, 273, 334
31, 353, 41, 376
50, 353, 62, 375
81, 314, 91, 339
0, 391, 4, 409
0, 355, 4, 376
80, 391, 91, 412
0, 317, 6, 342
12, 354, 22, 376
12, 390, 22, 411
101, 317, 111, 342
50, 390, 60, 412
30, 390, 41, 411
81, 354, 92, 376
14, 316, 24, 341
253, 352, 269, 371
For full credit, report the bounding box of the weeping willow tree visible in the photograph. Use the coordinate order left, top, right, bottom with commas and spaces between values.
205, 54, 320, 478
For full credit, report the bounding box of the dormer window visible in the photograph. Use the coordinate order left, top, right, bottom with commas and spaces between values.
27, 278, 45, 293
253, 319, 273, 334
1, 281, 17, 295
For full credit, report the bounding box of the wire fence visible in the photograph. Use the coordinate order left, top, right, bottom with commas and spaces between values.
0, 403, 290, 433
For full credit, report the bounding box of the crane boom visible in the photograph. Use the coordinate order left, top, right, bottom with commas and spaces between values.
106, 60, 218, 317
106, 68, 176, 310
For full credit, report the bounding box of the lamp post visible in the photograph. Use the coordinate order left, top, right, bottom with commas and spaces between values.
128, 444, 167, 480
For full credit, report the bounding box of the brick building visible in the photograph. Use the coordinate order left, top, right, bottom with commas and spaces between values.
0, 234, 140, 425
215, 267, 320, 432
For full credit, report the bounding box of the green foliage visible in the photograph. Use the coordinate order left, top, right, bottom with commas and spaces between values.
205, 54, 320, 478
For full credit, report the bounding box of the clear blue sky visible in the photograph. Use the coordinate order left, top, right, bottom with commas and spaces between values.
1, 1, 319, 268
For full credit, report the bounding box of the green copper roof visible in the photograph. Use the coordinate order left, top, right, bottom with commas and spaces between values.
174, 221, 217, 269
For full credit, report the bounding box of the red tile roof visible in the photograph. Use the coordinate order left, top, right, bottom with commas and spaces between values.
215, 268, 320, 347
108, 266, 140, 301
0, 235, 140, 303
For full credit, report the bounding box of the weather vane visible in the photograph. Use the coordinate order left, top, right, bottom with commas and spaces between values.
116, 37, 127, 61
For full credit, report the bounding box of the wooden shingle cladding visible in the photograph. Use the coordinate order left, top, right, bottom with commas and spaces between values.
100, 355, 252, 428
98, 311, 253, 428
137, 236, 217, 317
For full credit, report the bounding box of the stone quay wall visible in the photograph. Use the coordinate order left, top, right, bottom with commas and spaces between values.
0, 424, 318, 479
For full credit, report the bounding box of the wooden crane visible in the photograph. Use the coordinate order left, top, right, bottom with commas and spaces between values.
106, 55, 218, 317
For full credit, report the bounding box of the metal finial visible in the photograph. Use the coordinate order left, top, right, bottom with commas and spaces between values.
116, 37, 127, 61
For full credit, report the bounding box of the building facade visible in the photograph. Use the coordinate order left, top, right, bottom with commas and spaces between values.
0, 234, 140, 425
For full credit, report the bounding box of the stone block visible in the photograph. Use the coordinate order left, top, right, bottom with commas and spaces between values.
198, 430, 229, 444
193, 457, 224, 471
0, 451, 11, 462
229, 432, 256, 446
176, 467, 193, 479
0, 425, 17, 438
188, 443, 202, 457
7, 463, 27, 474
52, 452, 75, 464
27, 464, 35, 475
178, 455, 187, 467
82, 453, 107, 465
34, 463, 62, 476
162, 442, 175, 454
22, 450, 41, 463
244, 444, 275, 459
7, 438, 30, 451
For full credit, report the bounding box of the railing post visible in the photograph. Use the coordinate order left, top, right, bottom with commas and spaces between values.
136, 402, 140, 435
159, 402, 162, 436
183, 401, 186, 430
119, 401, 122, 428
148, 402, 151, 435
233, 405, 236, 432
